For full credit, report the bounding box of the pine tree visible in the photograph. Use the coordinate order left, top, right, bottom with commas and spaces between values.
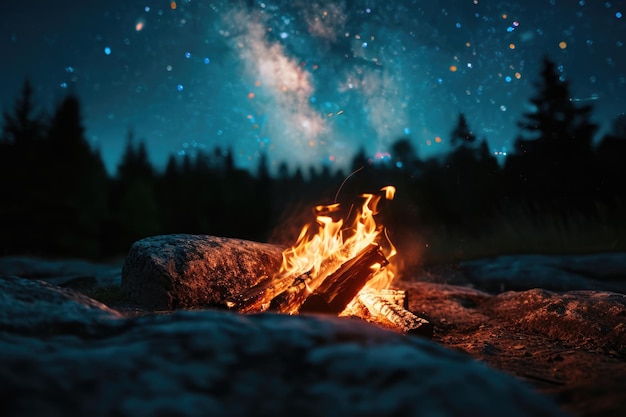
45, 94, 109, 256
450, 113, 476, 147
515, 56, 597, 155
391, 138, 419, 170
1, 79, 46, 146
443, 115, 500, 227
596, 114, 626, 204
0, 80, 48, 255
117, 130, 154, 181
506, 56, 598, 212
108, 131, 159, 252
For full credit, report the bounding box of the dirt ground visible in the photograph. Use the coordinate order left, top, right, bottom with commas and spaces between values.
395, 277, 626, 417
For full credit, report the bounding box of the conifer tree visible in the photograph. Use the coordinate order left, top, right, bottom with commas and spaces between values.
0, 80, 48, 255
45, 94, 109, 256
391, 138, 419, 170
444, 114, 495, 226
506, 56, 598, 212
450, 113, 476, 147
107, 131, 159, 252
1, 79, 46, 146
515, 56, 597, 155
595, 114, 626, 204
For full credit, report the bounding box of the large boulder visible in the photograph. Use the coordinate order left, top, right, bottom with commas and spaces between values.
0, 256, 123, 290
121, 234, 285, 310
459, 253, 626, 293
0, 275, 122, 336
0, 275, 567, 417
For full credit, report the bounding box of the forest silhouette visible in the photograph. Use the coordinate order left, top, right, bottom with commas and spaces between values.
1, 56, 625, 262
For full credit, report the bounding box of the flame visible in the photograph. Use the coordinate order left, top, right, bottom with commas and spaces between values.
277, 186, 396, 297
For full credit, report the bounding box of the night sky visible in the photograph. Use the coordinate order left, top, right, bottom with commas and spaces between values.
2, 0, 625, 174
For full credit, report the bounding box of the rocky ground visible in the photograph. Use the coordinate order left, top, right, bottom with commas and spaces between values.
1, 235, 625, 416
400, 281, 626, 417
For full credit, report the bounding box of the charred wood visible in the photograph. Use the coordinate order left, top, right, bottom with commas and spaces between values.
268, 275, 312, 314
299, 244, 388, 314
229, 273, 303, 313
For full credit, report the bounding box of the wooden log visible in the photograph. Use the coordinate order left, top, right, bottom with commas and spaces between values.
268, 275, 312, 314
357, 289, 433, 337
231, 229, 378, 313
231, 241, 360, 313
229, 273, 301, 313
340, 289, 406, 317
299, 244, 388, 314
268, 250, 397, 314
375, 288, 407, 309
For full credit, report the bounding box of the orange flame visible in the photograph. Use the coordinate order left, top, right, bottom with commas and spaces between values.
278, 186, 396, 296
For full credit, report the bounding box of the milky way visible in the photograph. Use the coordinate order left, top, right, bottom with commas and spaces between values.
1, 0, 625, 174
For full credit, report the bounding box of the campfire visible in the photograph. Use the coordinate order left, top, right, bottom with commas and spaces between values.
230, 186, 432, 336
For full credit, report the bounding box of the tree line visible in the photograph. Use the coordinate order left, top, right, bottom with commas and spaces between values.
1, 56, 625, 260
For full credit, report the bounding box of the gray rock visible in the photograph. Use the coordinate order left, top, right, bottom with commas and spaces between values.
0, 276, 566, 417
121, 234, 285, 310
0, 256, 123, 289
0, 276, 122, 336
460, 253, 626, 293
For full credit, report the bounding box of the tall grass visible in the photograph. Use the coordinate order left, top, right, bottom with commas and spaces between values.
414, 201, 626, 265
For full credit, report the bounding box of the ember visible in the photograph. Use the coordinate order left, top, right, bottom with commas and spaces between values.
231, 186, 433, 336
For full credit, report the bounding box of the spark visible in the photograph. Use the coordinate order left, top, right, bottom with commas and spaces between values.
570, 94, 599, 102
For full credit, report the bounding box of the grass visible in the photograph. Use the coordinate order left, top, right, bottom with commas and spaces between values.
413, 203, 626, 265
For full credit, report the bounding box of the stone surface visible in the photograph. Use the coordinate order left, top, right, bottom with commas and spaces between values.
400, 280, 626, 417
0, 275, 567, 417
0, 275, 122, 336
4, 249, 626, 416
458, 253, 626, 293
0, 256, 123, 290
121, 234, 285, 310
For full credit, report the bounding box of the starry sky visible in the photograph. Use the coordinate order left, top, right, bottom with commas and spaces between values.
1, 0, 625, 174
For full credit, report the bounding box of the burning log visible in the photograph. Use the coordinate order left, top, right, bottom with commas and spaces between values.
231, 242, 368, 314
237, 244, 389, 315
356, 289, 434, 337
299, 244, 388, 314
373, 288, 408, 309
268, 275, 312, 314
266, 244, 389, 315
229, 275, 296, 313
229, 186, 428, 336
